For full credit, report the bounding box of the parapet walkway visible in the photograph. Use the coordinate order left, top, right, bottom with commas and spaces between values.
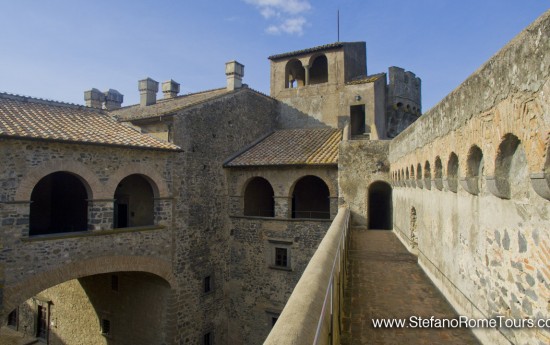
341, 228, 480, 345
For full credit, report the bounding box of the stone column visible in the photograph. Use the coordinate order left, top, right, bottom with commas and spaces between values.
304, 64, 310, 86
87, 199, 115, 231
154, 198, 173, 227
274, 196, 291, 219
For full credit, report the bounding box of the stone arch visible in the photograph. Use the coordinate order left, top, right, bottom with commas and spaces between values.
416, 163, 423, 188
434, 156, 443, 190
15, 160, 101, 201
285, 59, 305, 88
462, 145, 483, 195
424, 161, 432, 190
290, 175, 330, 219
410, 164, 416, 187
446, 152, 459, 193
488, 133, 524, 199
368, 181, 392, 230
114, 174, 156, 228
243, 176, 275, 217
29, 171, 90, 236
3, 255, 176, 318
531, 136, 550, 200
106, 163, 170, 199
308, 54, 328, 85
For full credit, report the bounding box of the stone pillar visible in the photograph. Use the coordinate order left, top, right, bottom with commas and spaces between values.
87, 199, 114, 231
162, 79, 180, 99
139, 78, 159, 106
225, 61, 244, 91
274, 196, 291, 219
329, 197, 339, 219
84, 88, 105, 109
304, 64, 310, 86
154, 198, 173, 227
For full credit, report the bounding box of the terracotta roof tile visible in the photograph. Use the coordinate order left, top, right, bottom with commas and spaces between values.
225, 128, 341, 167
346, 73, 385, 85
268, 42, 357, 60
0, 93, 180, 151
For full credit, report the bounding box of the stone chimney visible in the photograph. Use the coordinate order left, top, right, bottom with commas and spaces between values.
138, 77, 159, 106
103, 89, 124, 110
162, 79, 180, 99
225, 61, 244, 91
84, 88, 105, 109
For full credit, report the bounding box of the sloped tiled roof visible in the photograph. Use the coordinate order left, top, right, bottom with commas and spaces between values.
346, 73, 385, 85
268, 42, 347, 60
0, 93, 180, 151
225, 128, 341, 167
112, 88, 231, 121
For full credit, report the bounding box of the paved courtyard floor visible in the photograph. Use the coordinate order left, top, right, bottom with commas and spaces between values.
341, 228, 480, 345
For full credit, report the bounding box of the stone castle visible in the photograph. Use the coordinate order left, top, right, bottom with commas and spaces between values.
0, 9, 548, 345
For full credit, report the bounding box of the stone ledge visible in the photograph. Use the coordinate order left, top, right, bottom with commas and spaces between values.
230, 215, 332, 222
21, 225, 166, 242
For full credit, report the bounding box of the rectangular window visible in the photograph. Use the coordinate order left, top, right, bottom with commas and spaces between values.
7, 309, 17, 328
36, 305, 48, 339
271, 316, 278, 327
204, 276, 212, 293
101, 319, 111, 336
274, 247, 288, 267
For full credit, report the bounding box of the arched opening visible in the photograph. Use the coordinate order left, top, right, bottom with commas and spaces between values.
368, 181, 392, 230
6, 272, 171, 344
243, 177, 275, 217
424, 161, 432, 190
447, 153, 459, 192
285, 59, 305, 89
291, 176, 330, 219
492, 134, 525, 199
465, 145, 483, 195
309, 54, 328, 85
434, 156, 443, 190
30, 172, 89, 236
114, 174, 155, 228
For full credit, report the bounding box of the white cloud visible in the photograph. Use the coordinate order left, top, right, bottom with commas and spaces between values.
266, 17, 307, 36
244, 0, 311, 35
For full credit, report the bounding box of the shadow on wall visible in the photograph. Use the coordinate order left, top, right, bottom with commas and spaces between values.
276, 102, 330, 129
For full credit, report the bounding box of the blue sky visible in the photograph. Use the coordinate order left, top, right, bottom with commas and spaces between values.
0, 1, 547, 111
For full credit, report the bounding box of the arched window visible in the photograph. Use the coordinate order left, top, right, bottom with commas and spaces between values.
292, 176, 330, 219
285, 59, 305, 89
30, 172, 89, 236
114, 174, 154, 228
309, 54, 328, 85
492, 134, 525, 199
434, 156, 443, 190
424, 161, 432, 190
465, 145, 483, 195
243, 177, 274, 217
368, 181, 392, 229
447, 153, 459, 193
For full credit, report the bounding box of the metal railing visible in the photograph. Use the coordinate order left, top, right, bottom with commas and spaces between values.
263, 206, 350, 345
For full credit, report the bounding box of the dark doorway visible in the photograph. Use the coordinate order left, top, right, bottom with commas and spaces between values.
243, 177, 275, 217
368, 181, 392, 229
292, 175, 330, 219
350, 105, 366, 136
36, 305, 48, 340
30, 172, 88, 236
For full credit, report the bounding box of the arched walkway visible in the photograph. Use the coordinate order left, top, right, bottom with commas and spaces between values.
368, 181, 392, 230
291, 175, 330, 219
243, 177, 275, 217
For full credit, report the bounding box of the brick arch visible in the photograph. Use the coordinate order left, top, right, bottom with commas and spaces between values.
106, 163, 170, 199
14, 160, 102, 201
2, 255, 176, 318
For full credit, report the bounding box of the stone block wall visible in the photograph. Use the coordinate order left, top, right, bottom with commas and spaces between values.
388, 10, 550, 345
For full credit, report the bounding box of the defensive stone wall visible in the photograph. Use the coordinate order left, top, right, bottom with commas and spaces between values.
388, 10, 550, 345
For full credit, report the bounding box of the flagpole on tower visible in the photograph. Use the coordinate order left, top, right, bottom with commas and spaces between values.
337, 9, 340, 42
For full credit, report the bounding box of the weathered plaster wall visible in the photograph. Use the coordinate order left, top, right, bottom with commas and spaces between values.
389, 10, 550, 345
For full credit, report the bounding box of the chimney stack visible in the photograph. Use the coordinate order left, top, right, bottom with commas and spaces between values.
162, 79, 180, 99
138, 77, 159, 106
103, 89, 124, 110
225, 61, 244, 91
84, 88, 105, 109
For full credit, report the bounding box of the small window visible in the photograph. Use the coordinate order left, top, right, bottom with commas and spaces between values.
271, 316, 278, 327
265, 310, 281, 328
111, 275, 119, 292
203, 332, 213, 345
101, 319, 111, 336
274, 248, 288, 267
204, 276, 212, 293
